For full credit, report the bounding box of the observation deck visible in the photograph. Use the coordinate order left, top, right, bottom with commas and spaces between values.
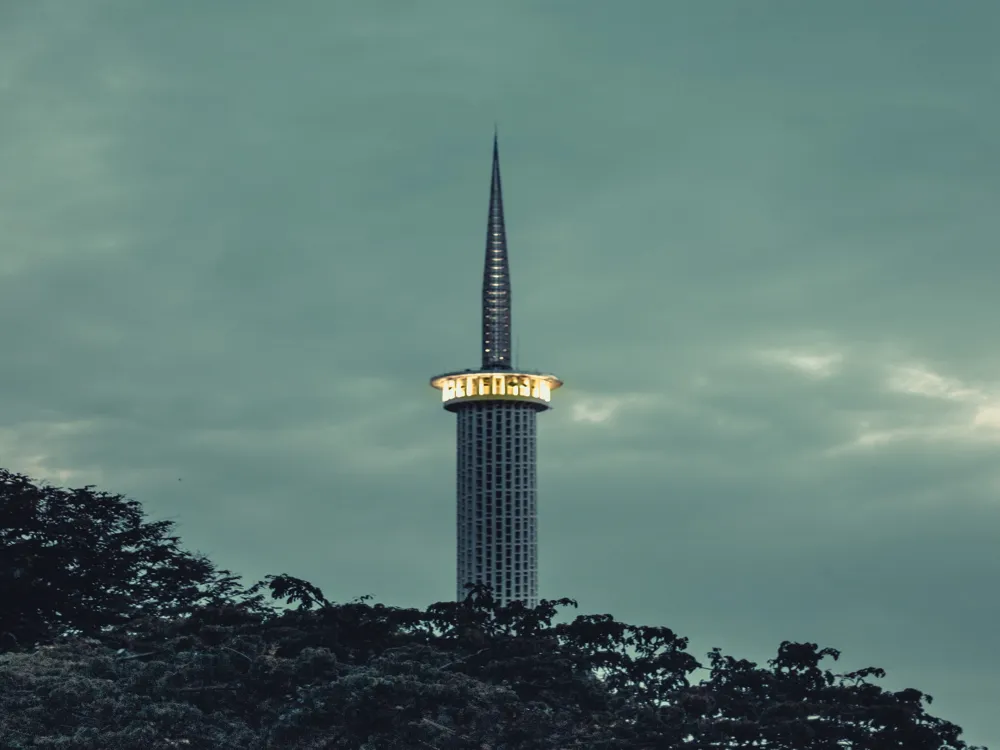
430, 369, 563, 412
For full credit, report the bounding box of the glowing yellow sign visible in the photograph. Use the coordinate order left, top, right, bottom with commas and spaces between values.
432, 372, 560, 406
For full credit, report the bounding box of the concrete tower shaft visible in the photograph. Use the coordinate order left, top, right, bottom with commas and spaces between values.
455, 401, 538, 605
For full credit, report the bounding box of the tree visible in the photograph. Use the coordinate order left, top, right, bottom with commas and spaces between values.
0, 638, 261, 749
0, 468, 271, 653
5, 578, 963, 749
0, 587, 597, 749
0, 579, 986, 748
1, 468, 986, 747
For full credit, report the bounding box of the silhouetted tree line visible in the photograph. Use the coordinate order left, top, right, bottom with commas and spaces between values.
0, 467, 986, 748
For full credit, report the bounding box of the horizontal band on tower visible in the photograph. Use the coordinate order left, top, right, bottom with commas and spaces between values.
431, 370, 562, 410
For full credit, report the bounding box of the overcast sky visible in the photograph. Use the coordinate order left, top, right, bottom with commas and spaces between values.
2, 1, 998, 745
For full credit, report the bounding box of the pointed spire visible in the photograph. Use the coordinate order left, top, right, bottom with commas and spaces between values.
482, 131, 512, 370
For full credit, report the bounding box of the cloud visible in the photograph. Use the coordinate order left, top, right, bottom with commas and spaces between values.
568, 393, 659, 424
757, 347, 845, 379
886, 364, 982, 402
829, 362, 1000, 454
0, 420, 101, 487
0, 2, 998, 745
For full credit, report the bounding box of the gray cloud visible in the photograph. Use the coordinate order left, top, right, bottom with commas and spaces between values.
1, 1, 998, 745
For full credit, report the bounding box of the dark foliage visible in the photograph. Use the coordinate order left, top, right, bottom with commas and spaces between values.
0, 469, 986, 748
0, 468, 271, 652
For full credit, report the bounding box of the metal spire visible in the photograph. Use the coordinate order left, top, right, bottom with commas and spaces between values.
482, 130, 512, 370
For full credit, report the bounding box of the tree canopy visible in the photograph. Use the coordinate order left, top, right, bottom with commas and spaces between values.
0, 468, 986, 749
0, 467, 268, 652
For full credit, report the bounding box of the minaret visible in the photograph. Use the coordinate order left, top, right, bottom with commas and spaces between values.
431, 134, 562, 609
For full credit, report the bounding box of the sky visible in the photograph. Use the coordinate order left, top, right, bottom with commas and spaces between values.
1, 0, 998, 744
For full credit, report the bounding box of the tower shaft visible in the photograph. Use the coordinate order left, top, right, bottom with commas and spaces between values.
455, 402, 538, 605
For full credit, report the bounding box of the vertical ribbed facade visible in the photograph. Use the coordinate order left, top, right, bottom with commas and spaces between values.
455, 401, 538, 606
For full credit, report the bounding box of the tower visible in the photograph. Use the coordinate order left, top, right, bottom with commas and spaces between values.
430, 134, 562, 609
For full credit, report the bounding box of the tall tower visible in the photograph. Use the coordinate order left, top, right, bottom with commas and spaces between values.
431, 134, 562, 609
